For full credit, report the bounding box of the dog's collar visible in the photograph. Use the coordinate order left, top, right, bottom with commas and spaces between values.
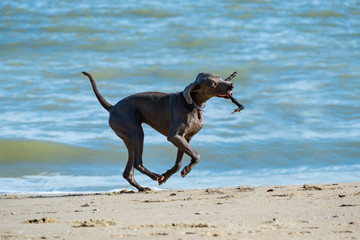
193, 101, 205, 112
182, 91, 205, 112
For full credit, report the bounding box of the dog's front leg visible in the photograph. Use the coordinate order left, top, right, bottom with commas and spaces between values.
167, 135, 200, 178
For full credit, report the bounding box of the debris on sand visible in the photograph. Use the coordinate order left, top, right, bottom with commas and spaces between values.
25, 217, 56, 224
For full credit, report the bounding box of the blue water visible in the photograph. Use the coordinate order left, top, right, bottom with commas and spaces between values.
1, 0, 359, 193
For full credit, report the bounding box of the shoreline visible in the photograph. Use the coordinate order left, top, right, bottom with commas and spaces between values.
1, 182, 359, 239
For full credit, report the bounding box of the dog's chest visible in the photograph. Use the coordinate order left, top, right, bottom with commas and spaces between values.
186, 110, 204, 136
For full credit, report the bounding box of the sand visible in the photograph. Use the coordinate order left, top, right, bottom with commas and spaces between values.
0, 182, 359, 239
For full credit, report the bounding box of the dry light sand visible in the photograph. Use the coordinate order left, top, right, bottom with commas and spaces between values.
0, 182, 359, 239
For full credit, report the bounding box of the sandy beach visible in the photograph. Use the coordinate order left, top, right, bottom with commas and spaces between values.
0, 182, 359, 240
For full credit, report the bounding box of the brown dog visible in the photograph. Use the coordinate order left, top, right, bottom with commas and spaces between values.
83, 72, 234, 191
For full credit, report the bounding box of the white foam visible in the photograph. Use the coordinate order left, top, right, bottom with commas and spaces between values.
1, 164, 359, 194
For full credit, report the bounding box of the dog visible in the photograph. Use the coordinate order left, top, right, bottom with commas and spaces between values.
83, 72, 234, 191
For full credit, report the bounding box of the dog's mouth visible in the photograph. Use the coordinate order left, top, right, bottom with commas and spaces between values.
217, 84, 234, 99
217, 87, 234, 99
217, 92, 233, 99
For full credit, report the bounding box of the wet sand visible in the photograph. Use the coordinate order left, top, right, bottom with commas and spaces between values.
1, 182, 359, 239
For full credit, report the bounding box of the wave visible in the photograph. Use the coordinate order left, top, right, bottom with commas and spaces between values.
294, 10, 346, 18
0, 139, 125, 164
121, 8, 178, 18
1, 164, 359, 194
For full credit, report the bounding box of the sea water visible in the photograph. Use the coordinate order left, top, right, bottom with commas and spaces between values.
0, 0, 359, 193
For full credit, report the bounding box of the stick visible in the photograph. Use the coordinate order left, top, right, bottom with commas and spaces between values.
224, 71, 237, 81
224, 71, 245, 114
229, 94, 245, 114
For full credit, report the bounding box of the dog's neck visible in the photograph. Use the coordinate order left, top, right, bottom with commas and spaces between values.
190, 92, 210, 112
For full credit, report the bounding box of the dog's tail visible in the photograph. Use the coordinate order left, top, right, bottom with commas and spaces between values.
82, 72, 113, 112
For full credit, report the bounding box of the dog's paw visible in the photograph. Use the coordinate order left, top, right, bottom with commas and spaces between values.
181, 167, 190, 178
158, 176, 168, 185
157, 175, 165, 182
151, 174, 164, 182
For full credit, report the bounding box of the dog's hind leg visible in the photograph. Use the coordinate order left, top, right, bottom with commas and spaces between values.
131, 127, 164, 182
121, 139, 150, 192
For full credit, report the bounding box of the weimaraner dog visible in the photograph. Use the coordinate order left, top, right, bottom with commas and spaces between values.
83, 72, 234, 191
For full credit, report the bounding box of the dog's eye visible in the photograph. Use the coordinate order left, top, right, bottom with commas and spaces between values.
211, 81, 218, 88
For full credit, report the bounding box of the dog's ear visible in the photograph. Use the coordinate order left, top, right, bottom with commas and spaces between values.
183, 82, 200, 105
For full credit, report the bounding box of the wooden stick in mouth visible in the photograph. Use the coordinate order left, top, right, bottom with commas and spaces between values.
224, 71, 245, 114
224, 71, 238, 82
229, 94, 245, 114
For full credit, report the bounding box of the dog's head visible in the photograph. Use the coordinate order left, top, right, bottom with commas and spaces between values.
183, 72, 234, 105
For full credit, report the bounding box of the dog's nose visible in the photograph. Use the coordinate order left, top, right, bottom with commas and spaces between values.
228, 82, 234, 90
